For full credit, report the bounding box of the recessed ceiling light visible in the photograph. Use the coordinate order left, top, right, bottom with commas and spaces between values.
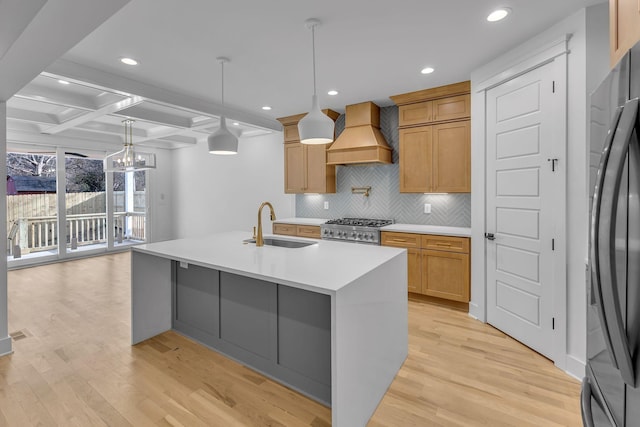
328, 90, 339, 96
120, 57, 139, 66
262, 106, 272, 111
487, 8, 511, 22
421, 67, 435, 74
58, 79, 70, 85
233, 122, 240, 126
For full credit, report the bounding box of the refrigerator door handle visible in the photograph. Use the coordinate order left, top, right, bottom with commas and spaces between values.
581, 378, 596, 427
596, 97, 639, 387
591, 105, 624, 372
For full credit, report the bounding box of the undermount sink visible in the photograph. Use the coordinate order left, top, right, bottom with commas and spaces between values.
243, 237, 316, 248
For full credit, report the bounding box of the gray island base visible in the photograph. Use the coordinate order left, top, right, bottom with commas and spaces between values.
131, 231, 408, 426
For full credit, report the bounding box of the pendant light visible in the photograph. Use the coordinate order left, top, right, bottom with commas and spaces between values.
208, 57, 238, 155
105, 119, 156, 171
298, 18, 334, 145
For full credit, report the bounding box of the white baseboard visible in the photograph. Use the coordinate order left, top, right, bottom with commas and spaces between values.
0, 335, 13, 357
468, 301, 484, 322
565, 354, 586, 380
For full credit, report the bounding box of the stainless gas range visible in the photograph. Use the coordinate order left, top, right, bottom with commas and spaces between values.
321, 218, 394, 245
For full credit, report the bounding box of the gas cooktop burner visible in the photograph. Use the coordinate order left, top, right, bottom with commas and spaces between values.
324, 218, 394, 227
321, 218, 394, 245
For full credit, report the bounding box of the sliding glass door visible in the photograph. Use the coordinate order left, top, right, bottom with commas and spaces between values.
6, 144, 150, 266
6, 149, 58, 262
64, 153, 107, 254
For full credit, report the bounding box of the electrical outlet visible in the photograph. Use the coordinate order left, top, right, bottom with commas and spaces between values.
324, 201, 329, 210
423, 203, 431, 214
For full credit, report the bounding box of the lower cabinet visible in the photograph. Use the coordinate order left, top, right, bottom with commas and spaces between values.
422, 249, 470, 302
173, 262, 331, 405
381, 231, 470, 305
273, 223, 321, 239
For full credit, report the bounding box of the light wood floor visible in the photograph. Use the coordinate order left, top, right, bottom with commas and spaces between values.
1, 252, 582, 426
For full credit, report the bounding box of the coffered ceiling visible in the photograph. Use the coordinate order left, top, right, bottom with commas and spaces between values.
4, 0, 606, 153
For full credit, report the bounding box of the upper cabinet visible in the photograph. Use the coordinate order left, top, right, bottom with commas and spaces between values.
391, 81, 471, 193
610, 0, 640, 67
277, 110, 339, 194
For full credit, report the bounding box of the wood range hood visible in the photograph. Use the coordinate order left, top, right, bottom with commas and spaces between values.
326, 101, 392, 165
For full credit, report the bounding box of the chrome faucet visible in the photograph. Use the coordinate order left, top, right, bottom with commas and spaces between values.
256, 201, 276, 247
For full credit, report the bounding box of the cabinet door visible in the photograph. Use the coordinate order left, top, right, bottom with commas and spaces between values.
432, 95, 470, 122
407, 248, 422, 293
422, 250, 470, 302
284, 142, 306, 193
610, 0, 640, 67
399, 126, 432, 192
432, 121, 470, 192
305, 144, 336, 193
398, 101, 433, 126
175, 263, 219, 336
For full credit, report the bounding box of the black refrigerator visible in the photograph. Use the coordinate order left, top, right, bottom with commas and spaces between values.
584, 40, 640, 426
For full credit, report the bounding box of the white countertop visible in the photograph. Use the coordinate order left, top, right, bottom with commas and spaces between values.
381, 224, 472, 237
273, 217, 328, 226
133, 231, 405, 294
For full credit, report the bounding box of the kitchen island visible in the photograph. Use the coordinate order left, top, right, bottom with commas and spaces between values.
131, 231, 408, 427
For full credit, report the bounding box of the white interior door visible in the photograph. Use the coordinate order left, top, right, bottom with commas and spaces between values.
485, 61, 563, 360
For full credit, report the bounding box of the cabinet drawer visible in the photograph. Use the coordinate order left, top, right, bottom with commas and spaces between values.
381, 232, 421, 248
283, 124, 300, 142
421, 235, 469, 253
297, 225, 321, 239
432, 94, 470, 122
273, 223, 297, 236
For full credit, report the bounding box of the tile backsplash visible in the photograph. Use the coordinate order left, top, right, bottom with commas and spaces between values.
295, 106, 471, 227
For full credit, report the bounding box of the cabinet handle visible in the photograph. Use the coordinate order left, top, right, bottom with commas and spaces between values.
391, 238, 407, 242
435, 243, 452, 246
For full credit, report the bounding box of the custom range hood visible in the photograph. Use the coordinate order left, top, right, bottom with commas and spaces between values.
326, 101, 392, 165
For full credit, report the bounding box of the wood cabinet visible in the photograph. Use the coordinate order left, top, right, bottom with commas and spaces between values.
278, 110, 339, 194
420, 234, 470, 303
610, 0, 640, 67
273, 223, 321, 239
381, 231, 470, 305
397, 94, 470, 127
381, 232, 422, 293
391, 81, 471, 194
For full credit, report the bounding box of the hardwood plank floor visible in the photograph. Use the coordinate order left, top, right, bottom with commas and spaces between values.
1, 252, 582, 426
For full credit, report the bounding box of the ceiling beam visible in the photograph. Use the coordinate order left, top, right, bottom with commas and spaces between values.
0, 0, 131, 101
46, 59, 282, 132
41, 96, 144, 134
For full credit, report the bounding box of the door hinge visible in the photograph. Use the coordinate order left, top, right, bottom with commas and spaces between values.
547, 158, 558, 171
552, 238, 555, 250
552, 81, 555, 93
552, 317, 555, 330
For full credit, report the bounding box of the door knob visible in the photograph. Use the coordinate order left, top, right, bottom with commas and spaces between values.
485, 233, 495, 241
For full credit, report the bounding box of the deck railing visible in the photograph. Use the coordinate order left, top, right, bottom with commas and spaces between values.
7, 212, 145, 255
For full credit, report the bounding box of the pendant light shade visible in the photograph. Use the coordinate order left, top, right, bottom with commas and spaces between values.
208, 57, 238, 155
299, 95, 334, 144
105, 119, 156, 172
208, 117, 238, 155
298, 18, 334, 145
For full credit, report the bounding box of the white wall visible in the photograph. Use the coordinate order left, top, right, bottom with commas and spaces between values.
0, 102, 10, 356
470, 4, 609, 378
147, 148, 174, 242
171, 133, 294, 238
